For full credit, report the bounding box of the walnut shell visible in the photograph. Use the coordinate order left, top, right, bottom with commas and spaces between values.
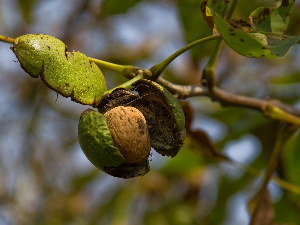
104, 106, 151, 164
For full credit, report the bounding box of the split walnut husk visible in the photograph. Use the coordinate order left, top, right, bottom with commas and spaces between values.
98, 79, 186, 157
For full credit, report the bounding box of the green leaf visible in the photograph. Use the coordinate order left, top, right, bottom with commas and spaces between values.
12, 34, 107, 106
101, 0, 142, 15
211, 12, 300, 58
250, 0, 295, 35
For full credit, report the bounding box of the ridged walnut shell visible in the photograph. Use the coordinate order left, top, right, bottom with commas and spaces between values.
104, 106, 151, 164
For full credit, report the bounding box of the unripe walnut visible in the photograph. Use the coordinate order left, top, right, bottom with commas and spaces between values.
104, 106, 151, 164
78, 108, 150, 179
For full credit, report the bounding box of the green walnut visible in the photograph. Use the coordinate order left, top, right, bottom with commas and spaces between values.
78, 107, 151, 179
11, 34, 106, 107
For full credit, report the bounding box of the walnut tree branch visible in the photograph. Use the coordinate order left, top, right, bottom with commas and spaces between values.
2, 34, 300, 124
154, 77, 300, 123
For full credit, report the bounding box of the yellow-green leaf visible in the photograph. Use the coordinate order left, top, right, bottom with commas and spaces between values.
12, 34, 107, 106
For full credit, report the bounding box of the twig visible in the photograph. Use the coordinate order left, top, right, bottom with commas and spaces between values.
88, 57, 144, 79
154, 77, 300, 122
150, 36, 220, 80
202, 38, 222, 90
0, 35, 14, 44
201, 0, 239, 90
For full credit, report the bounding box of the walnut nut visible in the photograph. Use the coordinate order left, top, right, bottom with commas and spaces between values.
104, 106, 151, 164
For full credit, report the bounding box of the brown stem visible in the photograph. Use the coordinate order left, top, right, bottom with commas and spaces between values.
210, 87, 266, 111
155, 77, 300, 120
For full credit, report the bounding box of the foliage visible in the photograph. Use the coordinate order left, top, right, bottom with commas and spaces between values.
1, 0, 300, 224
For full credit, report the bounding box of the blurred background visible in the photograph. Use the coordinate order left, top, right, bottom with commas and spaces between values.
1, 0, 300, 224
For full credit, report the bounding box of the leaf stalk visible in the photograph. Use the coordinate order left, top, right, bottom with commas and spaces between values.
150, 36, 219, 80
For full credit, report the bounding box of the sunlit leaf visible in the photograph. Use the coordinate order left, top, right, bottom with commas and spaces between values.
12, 34, 107, 106
250, 0, 295, 35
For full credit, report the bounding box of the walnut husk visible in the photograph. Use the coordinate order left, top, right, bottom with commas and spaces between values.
98, 79, 186, 157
